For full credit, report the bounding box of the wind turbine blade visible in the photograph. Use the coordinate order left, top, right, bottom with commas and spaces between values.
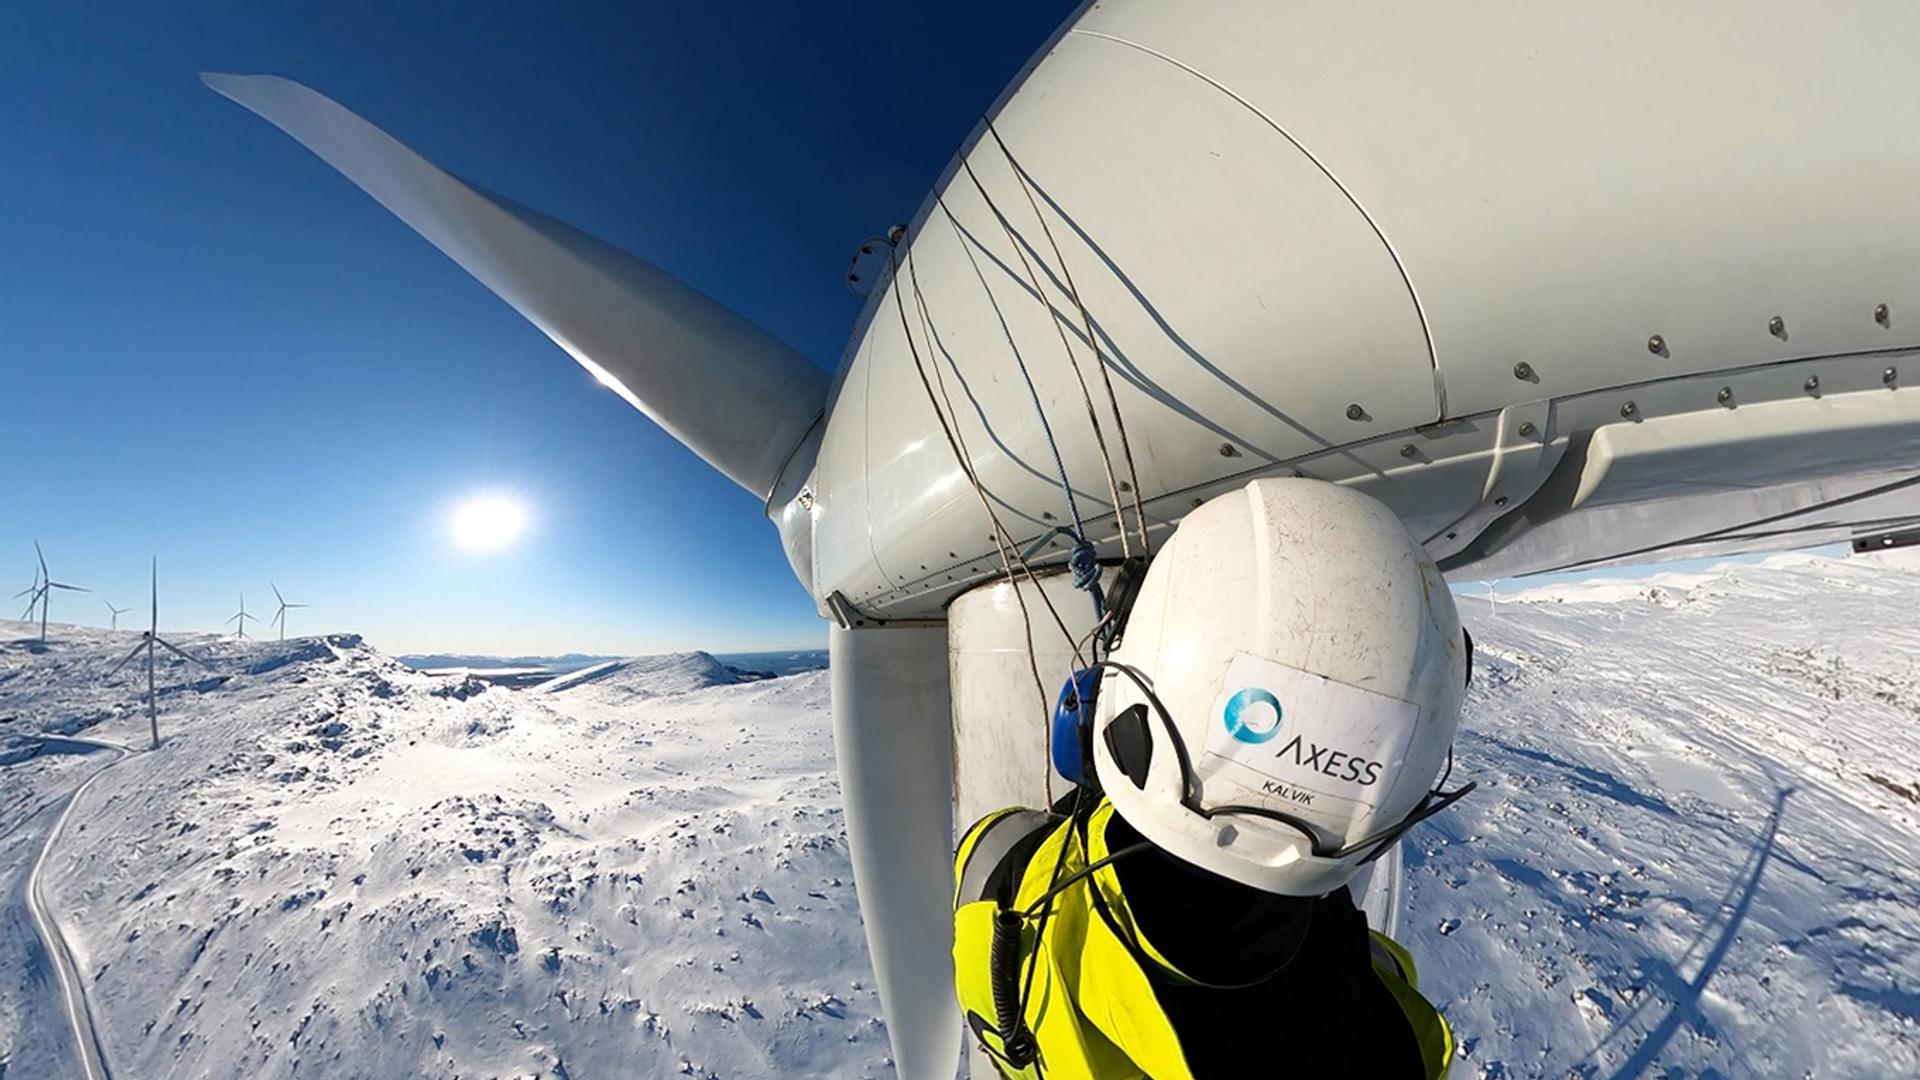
287, 603, 309, 608
34, 541, 46, 577
272, 582, 285, 606
106, 640, 148, 677
203, 73, 827, 499
150, 557, 158, 633
829, 627, 961, 1080
49, 582, 87, 592
155, 637, 207, 666
10, 587, 33, 600
226, 613, 242, 627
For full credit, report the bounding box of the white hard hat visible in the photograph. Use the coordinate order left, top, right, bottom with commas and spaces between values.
1090, 478, 1469, 896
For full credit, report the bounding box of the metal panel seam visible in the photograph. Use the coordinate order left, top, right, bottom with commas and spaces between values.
1069, 28, 1440, 417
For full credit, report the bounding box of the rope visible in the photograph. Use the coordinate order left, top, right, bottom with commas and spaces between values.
888, 238, 1086, 801
983, 118, 1152, 556
1017, 528, 1105, 616
900, 242, 1086, 664
958, 156, 1132, 565
931, 191, 1092, 563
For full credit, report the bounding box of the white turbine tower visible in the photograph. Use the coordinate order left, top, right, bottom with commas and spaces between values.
107, 558, 204, 749
269, 582, 308, 640
102, 597, 130, 631
226, 591, 255, 640
16, 542, 87, 643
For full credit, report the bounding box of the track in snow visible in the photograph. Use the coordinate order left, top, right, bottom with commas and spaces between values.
22, 735, 128, 1080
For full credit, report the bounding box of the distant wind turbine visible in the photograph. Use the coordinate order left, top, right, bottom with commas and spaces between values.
12, 563, 41, 617
269, 583, 308, 641
102, 597, 130, 631
16, 542, 87, 642
227, 591, 255, 639
108, 558, 205, 749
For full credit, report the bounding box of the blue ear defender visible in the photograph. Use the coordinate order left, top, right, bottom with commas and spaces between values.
1051, 668, 1102, 786
1048, 557, 1148, 788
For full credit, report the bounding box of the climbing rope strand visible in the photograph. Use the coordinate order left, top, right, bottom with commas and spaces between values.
892, 243, 1083, 802
936, 193, 1105, 620
904, 247, 1064, 704
983, 118, 1152, 555
933, 192, 1092, 553
901, 246, 1087, 667
958, 156, 1132, 562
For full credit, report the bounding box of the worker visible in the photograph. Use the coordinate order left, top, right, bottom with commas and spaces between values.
953, 478, 1472, 1078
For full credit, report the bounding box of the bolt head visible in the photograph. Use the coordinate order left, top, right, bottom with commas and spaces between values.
1621, 401, 1638, 418
1494, 496, 1509, 507
1400, 443, 1419, 459
1647, 335, 1666, 355
1512, 361, 1535, 381
1518, 421, 1538, 438
1805, 375, 1821, 393
1716, 386, 1733, 404
1768, 316, 1786, 339
1885, 366, 1899, 385
1218, 442, 1239, 457
1876, 303, 1892, 327
1346, 403, 1365, 421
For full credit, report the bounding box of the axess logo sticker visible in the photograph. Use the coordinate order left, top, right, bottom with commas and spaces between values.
1201, 652, 1421, 813
1221, 687, 1283, 743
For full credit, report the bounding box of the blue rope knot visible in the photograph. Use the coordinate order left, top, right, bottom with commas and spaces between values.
1017, 527, 1106, 619
1068, 537, 1105, 618
1068, 538, 1100, 591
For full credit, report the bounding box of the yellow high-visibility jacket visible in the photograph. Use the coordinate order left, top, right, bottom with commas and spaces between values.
953, 799, 1453, 1079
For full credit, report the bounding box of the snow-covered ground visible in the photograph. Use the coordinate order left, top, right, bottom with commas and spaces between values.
1421, 551, 1920, 1078
2, 549, 1917, 1078
0, 635, 887, 1079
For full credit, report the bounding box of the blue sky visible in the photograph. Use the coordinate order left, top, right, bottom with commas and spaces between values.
1, 1, 1078, 655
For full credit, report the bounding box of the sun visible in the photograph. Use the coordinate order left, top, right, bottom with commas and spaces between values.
450, 494, 528, 552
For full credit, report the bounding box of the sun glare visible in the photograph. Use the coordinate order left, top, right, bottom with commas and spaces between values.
450, 494, 528, 552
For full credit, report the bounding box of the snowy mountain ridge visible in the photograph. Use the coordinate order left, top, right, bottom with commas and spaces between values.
533, 651, 752, 700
